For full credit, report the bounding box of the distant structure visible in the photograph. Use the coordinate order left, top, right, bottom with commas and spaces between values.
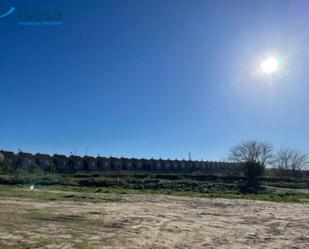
0, 152, 4, 163
0, 150, 244, 175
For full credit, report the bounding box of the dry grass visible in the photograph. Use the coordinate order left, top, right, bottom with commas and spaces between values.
0, 187, 308, 249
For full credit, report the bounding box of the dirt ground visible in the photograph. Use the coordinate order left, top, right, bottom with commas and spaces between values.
0, 192, 308, 249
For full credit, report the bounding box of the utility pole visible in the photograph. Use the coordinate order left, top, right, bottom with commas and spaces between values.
85, 146, 88, 156
189, 152, 191, 161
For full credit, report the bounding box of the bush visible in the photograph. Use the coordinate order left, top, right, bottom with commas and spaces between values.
243, 161, 265, 179
241, 161, 265, 193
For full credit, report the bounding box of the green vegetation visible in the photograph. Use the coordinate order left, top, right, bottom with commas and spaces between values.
241, 161, 265, 193
0, 171, 308, 204
0, 185, 123, 203
51, 185, 309, 203
75, 241, 95, 249
0, 183, 308, 204
0, 173, 244, 192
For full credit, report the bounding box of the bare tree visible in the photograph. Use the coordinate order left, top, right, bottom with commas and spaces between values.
228, 140, 273, 166
274, 148, 309, 179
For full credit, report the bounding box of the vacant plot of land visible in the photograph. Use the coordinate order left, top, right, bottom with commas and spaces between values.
0, 190, 308, 249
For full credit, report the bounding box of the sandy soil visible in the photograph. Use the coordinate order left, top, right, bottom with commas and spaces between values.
0, 193, 308, 249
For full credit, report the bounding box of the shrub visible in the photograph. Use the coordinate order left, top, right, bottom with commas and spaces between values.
241, 161, 265, 193
243, 161, 265, 179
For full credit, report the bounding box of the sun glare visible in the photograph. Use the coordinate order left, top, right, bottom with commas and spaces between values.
261, 57, 279, 74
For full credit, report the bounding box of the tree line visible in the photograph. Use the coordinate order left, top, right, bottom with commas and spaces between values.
228, 140, 309, 179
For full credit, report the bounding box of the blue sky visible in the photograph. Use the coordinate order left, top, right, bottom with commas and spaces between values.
1, 0, 309, 160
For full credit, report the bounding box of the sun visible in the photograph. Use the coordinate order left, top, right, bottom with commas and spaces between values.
261, 57, 279, 74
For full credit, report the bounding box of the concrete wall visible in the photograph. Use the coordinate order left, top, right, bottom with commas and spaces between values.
16, 153, 36, 171
0, 150, 245, 175
53, 155, 69, 172
84, 156, 98, 171
35, 154, 54, 171
69, 156, 84, 171
1, 151, 18, 169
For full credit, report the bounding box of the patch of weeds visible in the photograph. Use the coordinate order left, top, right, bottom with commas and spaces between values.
75, 241, 95, 249
0, 185, 123, 203
1, 184, 309, 204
